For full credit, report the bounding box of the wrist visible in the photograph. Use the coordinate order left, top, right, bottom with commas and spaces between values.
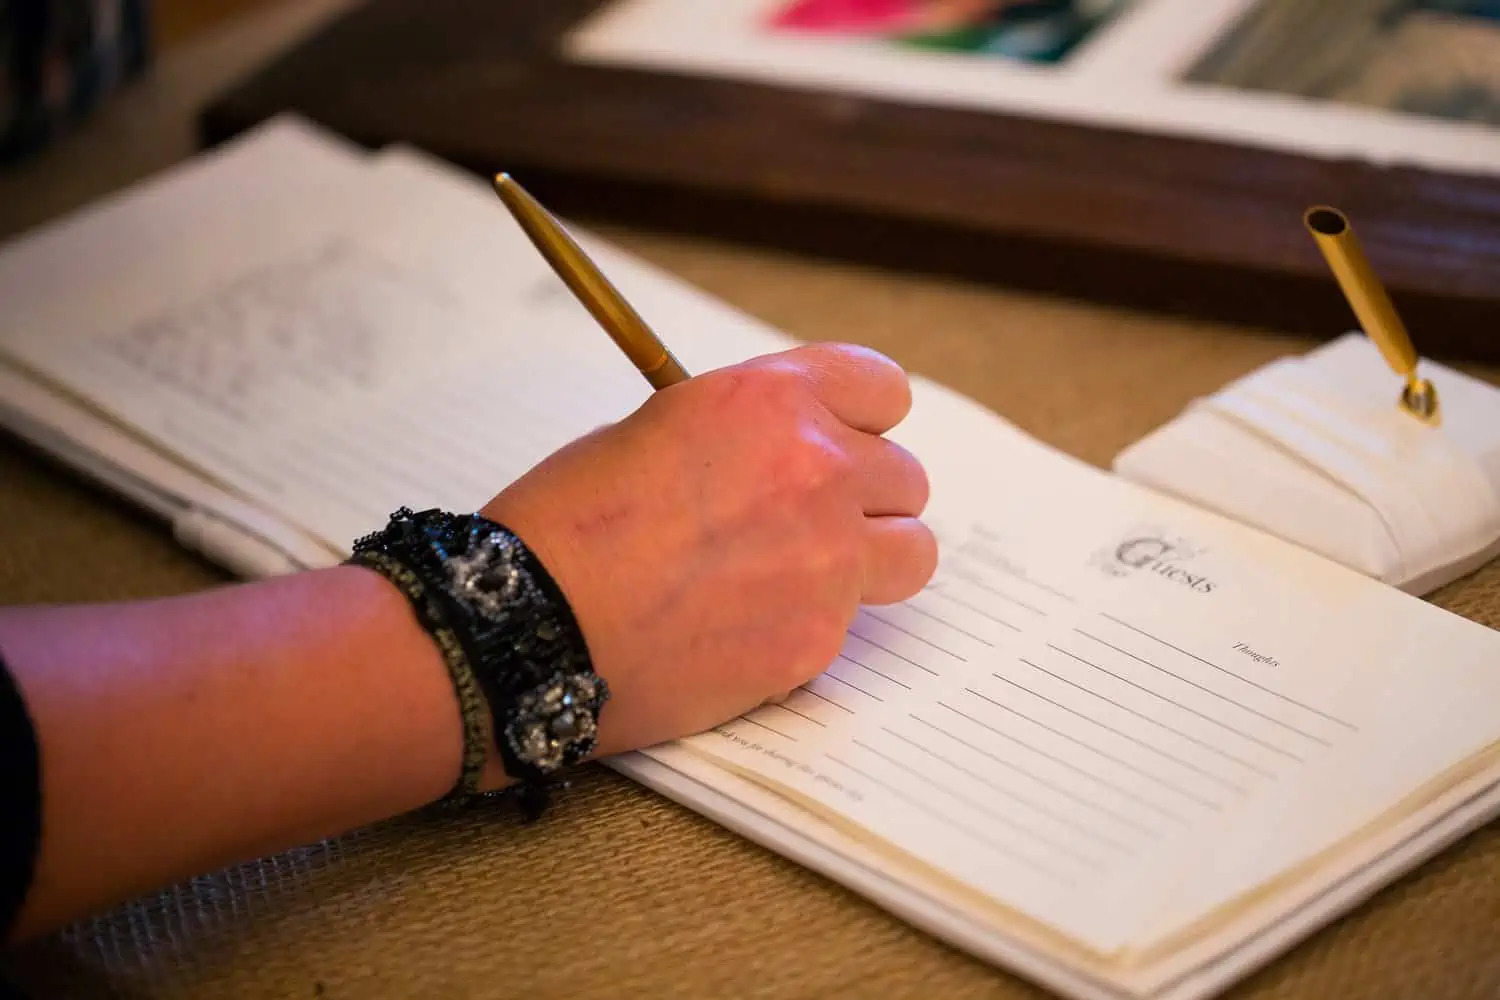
347, 508, 609, 816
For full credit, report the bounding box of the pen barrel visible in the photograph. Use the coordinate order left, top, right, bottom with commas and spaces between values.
552, 256, 667, 371
1304, 207, 1418, 376
494, 173, 689, 389
643, 351, 690, 390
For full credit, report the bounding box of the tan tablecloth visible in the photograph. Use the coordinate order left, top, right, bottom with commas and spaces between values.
2, 3, 1498, 997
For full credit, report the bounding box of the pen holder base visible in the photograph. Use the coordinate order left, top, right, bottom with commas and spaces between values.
1113, 334, 1500, 596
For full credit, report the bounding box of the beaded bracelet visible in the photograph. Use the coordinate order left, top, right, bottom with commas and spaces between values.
348, 508, 609, 817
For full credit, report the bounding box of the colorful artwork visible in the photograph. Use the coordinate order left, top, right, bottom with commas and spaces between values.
767, 0, 1134, 64
1187, 0, 1500, 126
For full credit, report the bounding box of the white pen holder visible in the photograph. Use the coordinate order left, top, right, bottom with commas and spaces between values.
1113, 333, 1500, 596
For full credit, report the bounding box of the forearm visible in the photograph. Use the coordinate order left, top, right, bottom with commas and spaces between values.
0, 564, 491, 940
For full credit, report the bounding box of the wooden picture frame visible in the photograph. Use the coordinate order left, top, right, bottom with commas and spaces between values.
199, 0, 1500, 363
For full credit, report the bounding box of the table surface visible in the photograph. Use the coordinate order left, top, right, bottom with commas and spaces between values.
2, 2, 1499, 998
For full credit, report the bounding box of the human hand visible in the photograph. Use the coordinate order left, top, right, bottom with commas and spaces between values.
481, 342, 936, 757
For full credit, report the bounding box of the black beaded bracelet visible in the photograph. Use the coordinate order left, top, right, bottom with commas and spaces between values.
348, 507, 608, 817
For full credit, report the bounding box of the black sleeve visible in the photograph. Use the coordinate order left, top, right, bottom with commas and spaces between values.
0, 650, 42, 941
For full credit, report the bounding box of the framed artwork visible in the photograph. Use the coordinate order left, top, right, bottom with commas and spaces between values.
199, 0, 1500, 363
565, 0, 1500, 176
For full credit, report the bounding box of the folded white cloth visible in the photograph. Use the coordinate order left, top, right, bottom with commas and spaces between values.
1113, 333, 1500, 595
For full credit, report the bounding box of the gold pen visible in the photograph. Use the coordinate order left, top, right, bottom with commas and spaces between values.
492, 173, 690, 391
1303, 205, 1439, 425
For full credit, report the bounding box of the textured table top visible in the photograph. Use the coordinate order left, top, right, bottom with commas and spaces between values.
2, 3, 1499, 998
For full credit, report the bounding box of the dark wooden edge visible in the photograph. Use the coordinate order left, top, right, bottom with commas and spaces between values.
199, 0, 1500, 364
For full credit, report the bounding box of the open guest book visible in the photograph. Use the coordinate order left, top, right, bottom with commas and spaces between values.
3, 117, 1500, 1000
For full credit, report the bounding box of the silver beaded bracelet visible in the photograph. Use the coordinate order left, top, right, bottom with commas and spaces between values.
349, 508, 609, 817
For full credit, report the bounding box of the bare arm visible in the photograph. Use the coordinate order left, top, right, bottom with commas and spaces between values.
0, 563, 501, 940
0, 342, 936, 943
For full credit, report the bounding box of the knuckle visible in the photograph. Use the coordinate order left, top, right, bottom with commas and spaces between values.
794, 343, 914, 426
815, 528, 866, 604
823, 523, 865, 576
812, 340, 910, 388
788, 519, 862, 588
709, 362, 809, 422
777, 431, 855, 499
794, 340, 888, 370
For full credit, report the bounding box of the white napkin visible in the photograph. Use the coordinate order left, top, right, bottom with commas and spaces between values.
1113, 334, 1500, 595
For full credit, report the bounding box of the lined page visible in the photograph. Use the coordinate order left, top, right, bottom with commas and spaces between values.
0, 115, 369, 331
667, 380, 1500, 955
682, 522, 1355, 949
21, 235, 655, 548
0, 142, 796, 554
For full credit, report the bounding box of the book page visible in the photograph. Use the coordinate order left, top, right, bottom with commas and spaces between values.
0, 115, 372, 348
0, 140, 797, 556
665, 376, 1500, 956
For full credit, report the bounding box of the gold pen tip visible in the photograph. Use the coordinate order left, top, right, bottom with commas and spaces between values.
1304, 205, 1348, 237
492, 172, 530, 213
1402, 377, 1440, 424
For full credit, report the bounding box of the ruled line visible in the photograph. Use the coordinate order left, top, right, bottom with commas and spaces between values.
991, 668, 1250, 794
880, 727, 1137, 854
964, 688, 1224, 810
852, 738, 1108, 870
861, 611, 968, 661
738, 715, 798, 742
839, 652, 913, 690
1018, 657, 1275, 778
799, 685, 854, 714
900, 601, 996, 647
910, 714, 1164, 837
950, 569, 1049, 616
934, 701, 1189, 824
851, 627, 951, 673
822, 669, 884, 702
926, 586, 1021, 631
1099, 614, 1358, 731
1075, 630, 1332, 747
771, 702, 826, 728
1050, 645, 1307, 762
954, 546, 1078, 604
824, 753, 1075, 885
1006, 570, 1075, 604
848, 633, 941, 677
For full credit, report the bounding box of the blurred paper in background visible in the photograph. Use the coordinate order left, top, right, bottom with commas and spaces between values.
1187, 0, 1500, 126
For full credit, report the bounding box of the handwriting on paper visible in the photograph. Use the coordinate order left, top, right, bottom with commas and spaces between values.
99, 239, 468, 421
